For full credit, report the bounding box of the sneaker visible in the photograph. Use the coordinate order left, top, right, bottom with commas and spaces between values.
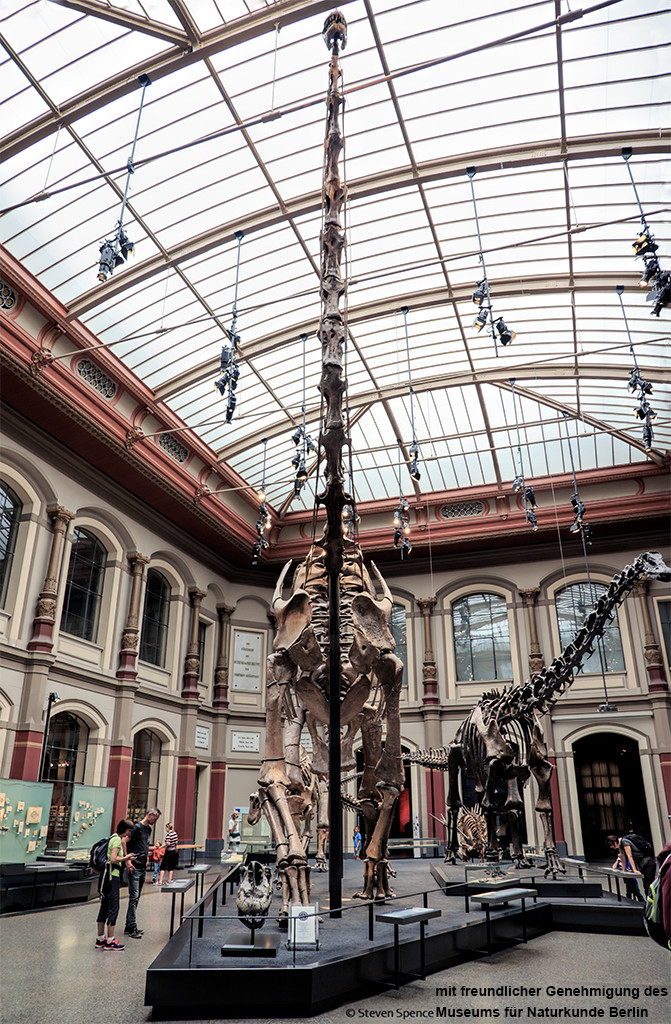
125, 929, 143, 939
95, 937, 107, 950
124, 926, 143, 935
104, 939, 125, 950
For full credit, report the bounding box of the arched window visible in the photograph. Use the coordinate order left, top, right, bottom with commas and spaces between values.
390, 603, 408, 685
42, 712, 89, 846
556, 582, 624, 673
0, 479, 22, 607
61, 527, 106, 641
139, 569, 171, 666
128, 729, 162, 821
453, 593, 512, 681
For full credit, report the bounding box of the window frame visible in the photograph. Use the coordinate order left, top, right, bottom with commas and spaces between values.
0, 479, 22, 609
60, 526, 107, 643
139, 568, 171, 668
452, 591, 513, 683
555, 581, 625, 675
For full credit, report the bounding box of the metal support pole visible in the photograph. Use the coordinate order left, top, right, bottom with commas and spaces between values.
328, 568, 342, 917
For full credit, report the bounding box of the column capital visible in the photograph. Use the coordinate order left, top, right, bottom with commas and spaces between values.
216, 603, 236, 619
417, 597, 437, 615
519, 587, 540, 604
46, 504, 75, 526
188, 588, 207, 604
127, 551, 150, 569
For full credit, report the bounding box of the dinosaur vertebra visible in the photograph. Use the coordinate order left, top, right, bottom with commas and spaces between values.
406, 551, 671, 878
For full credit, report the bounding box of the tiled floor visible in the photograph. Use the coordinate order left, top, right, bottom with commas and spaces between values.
1, 873, 669, 1024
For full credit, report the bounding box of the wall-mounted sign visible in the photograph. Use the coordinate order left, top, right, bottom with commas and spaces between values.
231, 629, 264, 692
195, 726, 210, 750
231, 731, 261, 753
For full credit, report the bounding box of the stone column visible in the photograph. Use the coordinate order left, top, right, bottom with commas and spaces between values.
117, 553, 150, 681
182, 588, 206, 700
213, 604, 235, 709
634, 579, 668, 692
417, 598, 443, 839
28, 505, 75, 652
519, 587, 544, 676
417, 598, 439, 706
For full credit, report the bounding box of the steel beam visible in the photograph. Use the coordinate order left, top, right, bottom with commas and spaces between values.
1, 1, 358, 162
155, 271, 644, 400
215, 359, 670, 462
50, 0, 188, 44
61, 132, 670, 321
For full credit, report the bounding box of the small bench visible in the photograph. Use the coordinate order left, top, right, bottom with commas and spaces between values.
375, 907, 442, 989
470, 887, 537, 955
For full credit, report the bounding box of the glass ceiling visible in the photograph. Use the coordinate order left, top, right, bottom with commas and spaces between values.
1, 0, 669, 519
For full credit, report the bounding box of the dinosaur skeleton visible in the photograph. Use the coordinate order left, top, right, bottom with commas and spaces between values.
255, 11, 404, 911
406, 552, 671, 878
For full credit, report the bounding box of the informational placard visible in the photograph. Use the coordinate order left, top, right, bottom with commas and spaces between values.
195, 725, 210, 749
288, 903, 319, 949
66, 784, 115, 860
0, 779, 53, 863
231, 731, 260, 753
231, 628, 264, 692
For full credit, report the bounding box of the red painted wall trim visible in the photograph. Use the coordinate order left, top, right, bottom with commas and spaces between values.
107, 746, 133, 826
174, 756, 197, 844
207, 761, 227, 841
9, 729, 43, 781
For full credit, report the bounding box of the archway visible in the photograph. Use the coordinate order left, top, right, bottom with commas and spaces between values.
572, 732, 651, 860
42, 712, 89, 850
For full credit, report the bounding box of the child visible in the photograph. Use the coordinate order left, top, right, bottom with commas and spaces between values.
151, 840, 166, 883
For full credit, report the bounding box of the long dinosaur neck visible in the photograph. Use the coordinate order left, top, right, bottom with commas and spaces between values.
531, 554, 650, 711
318, 39, 348, 574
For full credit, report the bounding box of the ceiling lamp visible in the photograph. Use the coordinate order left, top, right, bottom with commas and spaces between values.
96, 74, 151, 282
401, 306, 422, 482
214, 230, 244, 423
251, 438, 271, 566
622, 148, 669, 317
392, 441, 412, 557
616, 286, 657, 454
290, 333, 317, 498
509, 378, 538, 532
466, 167, 516, 354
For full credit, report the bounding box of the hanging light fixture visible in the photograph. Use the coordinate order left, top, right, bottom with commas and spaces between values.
615, 286, 657, 454
97, 74, 151, 282
251, 438, 271, 566
289, 333, 317, 497
214, 230, 244, 423
466, 167, 516, 354
401, 306, 422, 482
392, 440, 412, 556
622, 148, 670, 317
509, 379, 539, 532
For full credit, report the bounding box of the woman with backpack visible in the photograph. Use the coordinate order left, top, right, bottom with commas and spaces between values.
95, 819, 136, 951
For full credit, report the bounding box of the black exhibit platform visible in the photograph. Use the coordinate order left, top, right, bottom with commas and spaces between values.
145, 859, 647, 1020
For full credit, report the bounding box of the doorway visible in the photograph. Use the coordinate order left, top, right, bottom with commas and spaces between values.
573, 732, 651, 860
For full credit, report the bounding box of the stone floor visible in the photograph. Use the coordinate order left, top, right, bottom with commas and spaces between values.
1, 863, 669, 1024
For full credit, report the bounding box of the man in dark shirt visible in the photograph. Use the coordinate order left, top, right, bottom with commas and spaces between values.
124, 807, 161, 938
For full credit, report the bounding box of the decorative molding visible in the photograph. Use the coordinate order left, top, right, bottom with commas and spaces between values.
76, 359, 117, 399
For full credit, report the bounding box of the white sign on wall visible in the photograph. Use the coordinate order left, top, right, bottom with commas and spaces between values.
231, 629, 264, 692
231, 731, 261, 753
195, 726, 210, 750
